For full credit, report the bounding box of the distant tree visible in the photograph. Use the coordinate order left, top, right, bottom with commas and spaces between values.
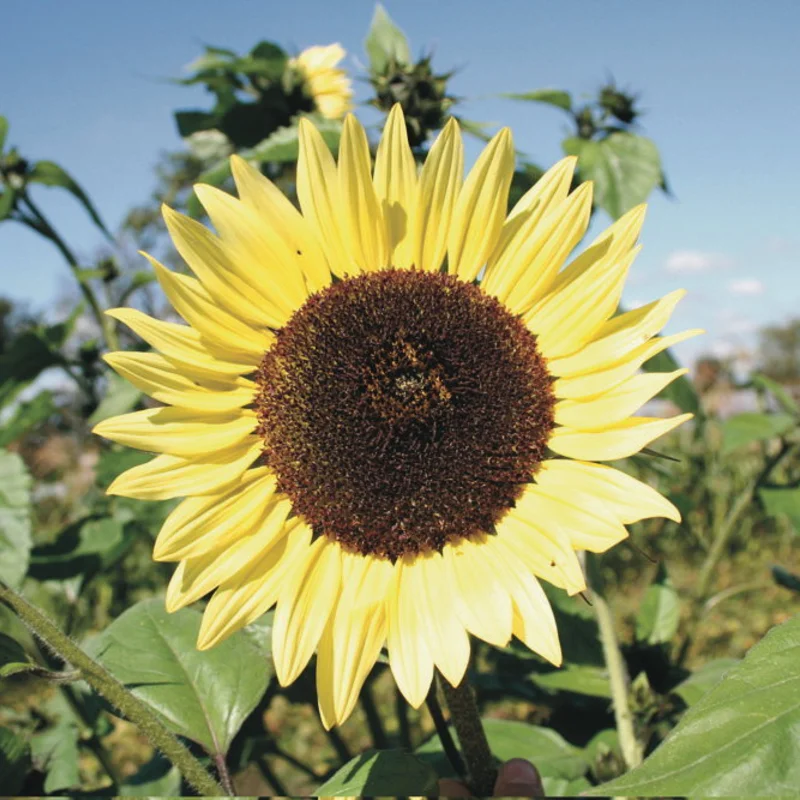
757, 319, 800, 383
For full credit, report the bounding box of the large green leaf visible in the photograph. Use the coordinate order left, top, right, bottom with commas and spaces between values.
28, 160, 112, 240
532, 665, 611, 698
0, 391, 56, 447
751, 373, 799, 415
364, 3, 411, 74
315, 750, 438, 797
642, 347, 701, 414
635, 563, 680, 645
87, 371, 141, 425
0, 332, 62, 408
587, 615, 800, 796
243, 117, 342, 164
417, 719, 588, 781
0, 727, 30, 795
0, 450, 32, 589
87, 598, 271, 757
720, 412, 795, 454
563, 132, 662, 220
672, 658, 738, 707
119, 752, 181, 796
503, 89, 573, 112
0, 187, 15, 221
30, 720, 80, 793
759, 487, 800, 533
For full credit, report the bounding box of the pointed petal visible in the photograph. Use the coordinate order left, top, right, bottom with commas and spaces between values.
230, 155, 332, 293
105, 308, 257, 377
411, 119, 463, 272
448, 128, 515, 281
536, 459, 681, 524
338, 114, 388, 272
93, 406, 256, 458
107, 438, 262, 500
373, 105, 417, 269
273, 537, 343, 686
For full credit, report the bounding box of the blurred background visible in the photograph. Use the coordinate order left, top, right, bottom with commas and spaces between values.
1, 1, 799, 795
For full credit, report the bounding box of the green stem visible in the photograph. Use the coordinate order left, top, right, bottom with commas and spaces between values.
0, 583, 224, 796
425, 681, 466, 780
438, 673, 496, 796
19, 193, 118, 351
587, 555, 643, 770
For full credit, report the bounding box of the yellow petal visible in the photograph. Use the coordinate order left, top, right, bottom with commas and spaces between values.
448, 128, 514, 281
373, 105, 417, 269
103, 352, 255, 413
411, 118, 463, 272
93, 406, 256, 458
529, 245, 641, 361
442, 535, 513, 647
190, 186, 308, 314
317, 553, 390, 728
553, 329, 703, 400
105, 308, 257, 378
482, 156, 576, 297
497, 511, 586, 595
554, 369, 689, 429
501, 182, 594, 314
153, 468, 278, 561
297, 118, 353, 276
548, 413, 694, 462
515, 486, 629, 554
146, 255, 272, 358
338, 113, 388, 272
162, 205, 289, 328
536, 459, 681, 524
166, 496, 292, 612
273, 537, 343, 686
230, 155, 331, 294
548, 290, 686, 377
386, 558, 434, 708
410, 553, 470, 688
107, 437, 262, 500
490, 536, 561, 665
197, 518, 312, 649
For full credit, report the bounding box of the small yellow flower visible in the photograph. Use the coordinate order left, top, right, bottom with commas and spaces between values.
292, 43, 353, 120
95, 106, 700, 729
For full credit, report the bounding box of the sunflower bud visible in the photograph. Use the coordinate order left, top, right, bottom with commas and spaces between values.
599, 83, 639, 124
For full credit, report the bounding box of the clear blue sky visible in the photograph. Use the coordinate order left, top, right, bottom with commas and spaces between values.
2, 0, 798, 366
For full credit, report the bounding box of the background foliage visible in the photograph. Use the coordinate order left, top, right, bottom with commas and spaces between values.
1, 5, 798, 796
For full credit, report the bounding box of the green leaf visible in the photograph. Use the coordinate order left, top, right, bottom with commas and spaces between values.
751, 373, 799, 415
0, 632, 32, 678
365, 3, 411, 74
642, 347, 700, 414
503, 89, 573, 112
672, 658, 739, 706
532, 665, 611, 698
27, 160, 112, 241
248, 40, 288, 80
0, 187, 15, 221
87, 598, 271, 756
636, 563, 680, 645
30, 720, 80, 793
95, 447, 150, 490
243, 117, 342, 164
542, 776, 592, 795
0, 727, 30, 794
0, 332, 62, 408
87, 371, 141, 426
772, 564, 800, 592
587, 614, 800, 796
0, 391, 56, 447
175, 110, 219, 138
417, 719, 588, 780
720, 412, 795, 454
0, 450, 32, 589
315, 749, 438, 796
29, 517, 128, 581
544, 583, 604, 666
0, 115, 8, 153
186, 157, 232, 218
119, 752, 181, 796
563, 131, 662, 220
760, 487, 800, 533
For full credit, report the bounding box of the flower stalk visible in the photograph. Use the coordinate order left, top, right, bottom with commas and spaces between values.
0, 582, 225, 797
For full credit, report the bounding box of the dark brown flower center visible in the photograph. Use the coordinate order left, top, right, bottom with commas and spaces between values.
255, 269, 554, 560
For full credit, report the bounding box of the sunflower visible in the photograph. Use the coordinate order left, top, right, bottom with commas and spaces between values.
95, 106, 699, 728
292, 43, 353, 121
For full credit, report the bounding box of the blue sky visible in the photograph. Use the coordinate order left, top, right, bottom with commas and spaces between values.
2, 0, 798, 367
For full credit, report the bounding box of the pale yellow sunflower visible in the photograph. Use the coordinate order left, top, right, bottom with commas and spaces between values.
292, 43, 353, 121
95, 105, 700, 729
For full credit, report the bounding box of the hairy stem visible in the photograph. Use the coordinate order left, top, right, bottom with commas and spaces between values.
439, 673, 496, 796
425, 681, 466, 780
0, 583, 224, 796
